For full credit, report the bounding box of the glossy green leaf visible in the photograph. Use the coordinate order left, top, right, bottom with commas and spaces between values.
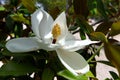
104, 42, 120, 75
97, 60, 114, 67
42, 68, 54, 80
58, 70, 88, 80
108, 39, 119, 45
69, 26, 78, 31
81, 21, 94, 34
2, 49, 46, 60
13, 23, 23, 37
104, 78, 110, 80
110, 21, 120, 36
6, 15, 15, 32
11, 13, 30, 25
0, 61, 39, 76
58, 70, 78, 80
79, 29, 86, 40
86, 71, 98, 80
96, 0, 108, 19
10, 0, 21, 7
0, 6, 5, 11
21, 0, 36, 13
2, 49, 30, 56
85, 71, 95, 78
90, 32, 108, 42
73, 0, 88, 18
76, 17, 94, 35
87, 0, 97, 11
109, 71, 120, 80
95, 22, 112, 35
49, 7, 60, 19
0, 42, 5, 48
76, 75, 88, 80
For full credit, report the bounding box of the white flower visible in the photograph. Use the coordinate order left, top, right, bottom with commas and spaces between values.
6, 9, 96, 76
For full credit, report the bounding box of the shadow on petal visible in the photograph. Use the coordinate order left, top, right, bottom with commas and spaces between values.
56, 49, 89, 75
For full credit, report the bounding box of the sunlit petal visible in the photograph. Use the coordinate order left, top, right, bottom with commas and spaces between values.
65, 32, 75, 40
62, 39, 97, 52
56, 49, 89, 75
31, 9, 43, 37
39, 9, 54, 42
58, 32, 75, 46
6, 37, 41, 52
46, 44, 61, 51
52, 12, 68, 42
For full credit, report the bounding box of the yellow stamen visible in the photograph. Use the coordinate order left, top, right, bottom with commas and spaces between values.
52, 24, 61, 39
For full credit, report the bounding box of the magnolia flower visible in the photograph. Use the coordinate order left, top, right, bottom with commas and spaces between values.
6, 9, 96, 76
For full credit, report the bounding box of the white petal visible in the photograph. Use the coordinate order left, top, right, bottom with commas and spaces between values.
31, 9, 43, 37
62, 39, 97, 52
65, 32, 75, 40
56, 49, 89, 75
58, 32, 75, 46
52, 12, 68, 42
46, 44, 61, 51
6, 37, 41, 52
39, 9, 54, 42
34, 37, 61, 51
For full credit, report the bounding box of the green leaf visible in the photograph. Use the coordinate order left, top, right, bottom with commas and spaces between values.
0, 61, 39, 76
76, 17, 94, 35
104, 42, 120, 75
10, 0, 21, 7
95, 21, 112, 35
21, 0, 36, 13
49, 7, 60, 19
73, 0, 88, 18
87, 0, 97, 11
11, 13, 30, 25
109, 71, 120, 80
42, 68, 54, 80
96, 0, 108, 19
110, 21, 120, 36
81, 20, 94, 34
0, 42, 5, 48
2, 49, 30, 56
79, 29, 86, 40
85, 71, 95, 78
2, 49, 46, 60
13, 23, 23, 37
6, 15, 15, 32
90, 32, 108, 42
58, 70, 78, 80
77, 75, 88, 80
97, 60, 114, 67
69, 26, 78, 31
104, 78, 110, 80
58, 70, 88, 80
108, 39, 119, 45
0, 6, 5, 11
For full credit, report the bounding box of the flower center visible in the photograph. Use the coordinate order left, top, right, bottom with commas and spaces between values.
52, 24, 61, 44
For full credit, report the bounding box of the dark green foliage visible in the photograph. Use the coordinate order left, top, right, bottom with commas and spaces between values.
0, 0, 120, 80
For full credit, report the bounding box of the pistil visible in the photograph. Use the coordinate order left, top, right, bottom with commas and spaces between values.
52, 24, 61, 44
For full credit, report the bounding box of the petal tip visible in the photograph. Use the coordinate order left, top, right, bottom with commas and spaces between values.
75, 64, 89, 74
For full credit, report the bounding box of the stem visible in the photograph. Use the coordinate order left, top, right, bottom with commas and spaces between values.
87, 43, 104, 63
